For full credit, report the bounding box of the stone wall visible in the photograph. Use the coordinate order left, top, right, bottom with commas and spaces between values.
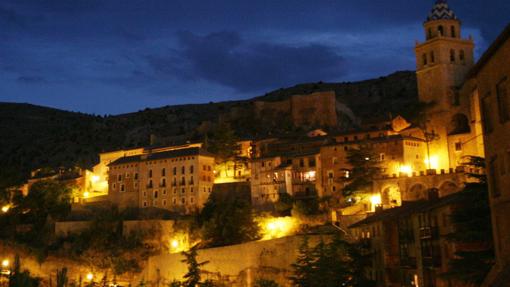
138, 235, 328, 287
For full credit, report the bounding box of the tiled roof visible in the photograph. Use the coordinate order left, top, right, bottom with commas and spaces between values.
109, 147, 214, 166
426, 0, 457, 22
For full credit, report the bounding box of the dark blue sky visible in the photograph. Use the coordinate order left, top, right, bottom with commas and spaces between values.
0, 0, 508, 114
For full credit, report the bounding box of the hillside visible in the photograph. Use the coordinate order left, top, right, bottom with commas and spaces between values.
0, 71, 418, 188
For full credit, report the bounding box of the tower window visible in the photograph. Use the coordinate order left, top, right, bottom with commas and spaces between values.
451, 26, 456, 38
422, 54, 428, 66
459, 50, 465, 64
428, 28, 433, 40
430, 51, 435, 63
450, 50, 456, 63
438, 25, 444, 36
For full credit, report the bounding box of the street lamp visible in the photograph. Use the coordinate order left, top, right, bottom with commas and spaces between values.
1, 259, 9, 268
86, 272, 94, 281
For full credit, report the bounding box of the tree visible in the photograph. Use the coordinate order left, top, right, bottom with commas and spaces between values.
181, 246, 209, 287
199, 192, 260, 247
290, 236, 374, 287
207, 121, 239, 160
441, 156, 494, 285
56, 267, 69, 287
8, 255, 40, 287
342, 144, 382, 197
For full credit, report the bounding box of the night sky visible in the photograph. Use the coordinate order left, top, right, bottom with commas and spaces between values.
0, 0, 508, 115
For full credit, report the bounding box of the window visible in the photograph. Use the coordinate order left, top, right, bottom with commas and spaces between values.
482, 94, 494, 133
181, 176, 186, 185
147, 180, 153, 188
428, 28, 432, 39
459, 50, 465, 63
455, 142, 462, 151
149, 169, 153, 178
497, 79, 509, 123
423, 53, 428, 66
173, 198, 177, 204
118, 174, 122, 182
450, 49, 455, 63
430, 51, 435, 63
154, 191, 158, 198
438, 25, 444, 36
162, 168, 166, 176
309, 158, 316, 167
299, 159, 304, 167
490, 156, 501, 197
161, 178, 166, 187
190, 176, 194, 185
143, 201, 147, 207
120, 184, 125, 192
190, 165, 194, 174
163, 200, 167, 206
134, 173, 138, 180
190, 197, 194, 204
182, 188, 185, 194
450, 26, 456, 38
182, 166, 185, 174
181, 198, 186, 204
173, 167, 177, 175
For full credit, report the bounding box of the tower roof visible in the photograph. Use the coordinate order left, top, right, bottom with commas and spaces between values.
426, 0, 457, 22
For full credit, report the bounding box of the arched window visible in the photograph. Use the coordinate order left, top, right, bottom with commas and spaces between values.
451, 26, 456, 38
423, 53, 428, 66
450, 49, 456, 63
428, 28, 433, 40
430, 51, 435, 63
438, 25, 444, 36
459, 50, 465, 63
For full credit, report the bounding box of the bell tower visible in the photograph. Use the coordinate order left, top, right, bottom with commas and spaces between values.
415, 0, 475, 170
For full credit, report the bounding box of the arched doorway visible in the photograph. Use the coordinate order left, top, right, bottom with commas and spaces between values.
382, 185, 401, 207
405, 184, 428, 201
439, 181, 459, 197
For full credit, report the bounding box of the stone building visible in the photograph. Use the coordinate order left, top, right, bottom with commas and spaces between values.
468, 23, 510, 286
254, 91, 339, 128
350, 192, 470, 287
108, 147, 215, 214
415, 0, 484, 171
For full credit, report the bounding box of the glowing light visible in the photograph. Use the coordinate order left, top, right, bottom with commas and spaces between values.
1, 205, 10, 213
91, 175, 100, 183
304, 171, 316, 181
83, 191, 90, 198
1, 259, 9, 268
370, 194, 382, 207
86, 273, 94, 281
425, 155, 439, 169
365, 157, 370, 161
259, 217, 299, 240
399, 165, 413, 176
169, 233, 191, 254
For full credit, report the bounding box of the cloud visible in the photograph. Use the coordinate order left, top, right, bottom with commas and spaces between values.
146, 31, 346, 92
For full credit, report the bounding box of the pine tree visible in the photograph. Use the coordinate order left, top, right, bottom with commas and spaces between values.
289, 237, 314, 287
181, 246, 209, 287
342, 144, 382, 197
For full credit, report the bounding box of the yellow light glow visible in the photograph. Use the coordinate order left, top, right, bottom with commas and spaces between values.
399, 165, 413, 176
91, 175, 100, 183
304, 171, 316, 181
425, 155, 439, 170
259, 217, 299, 240
86, 273, 93, 281
1, 259, 9, 268
169, 233, 191, 254
83, 191, 90, 198
370, 194, 382, 206
1, 205, 10, 213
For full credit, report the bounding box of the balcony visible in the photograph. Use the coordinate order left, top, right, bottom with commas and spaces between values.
419, 226, 439, 239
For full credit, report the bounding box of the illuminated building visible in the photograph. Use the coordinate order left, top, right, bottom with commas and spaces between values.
471, 23, 510, 285
108, 146, 215, 214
